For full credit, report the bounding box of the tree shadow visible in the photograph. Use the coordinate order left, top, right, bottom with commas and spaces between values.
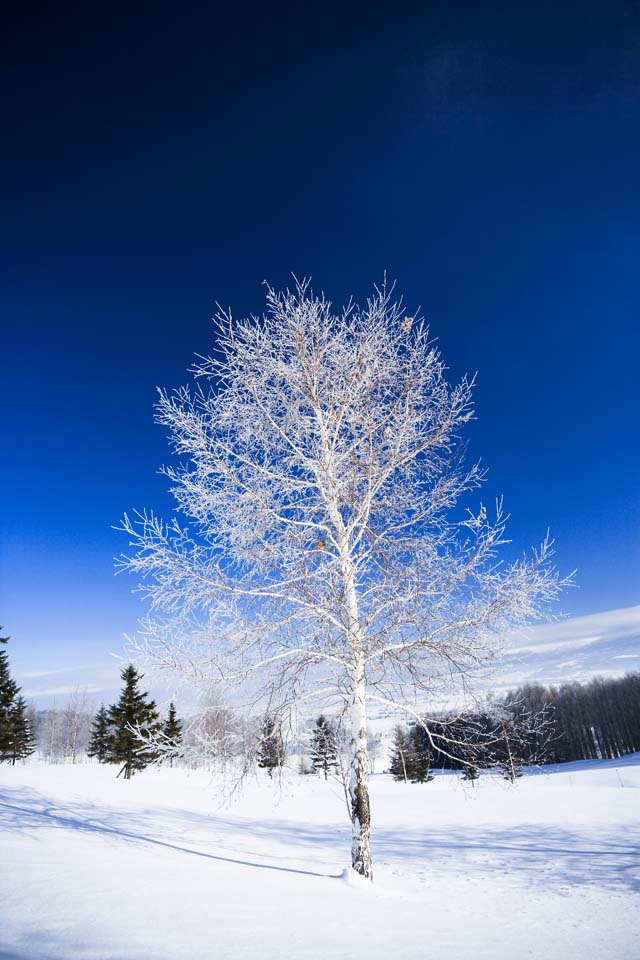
1, 782, 638, 896
0, 933, 134, 960
370, 822, 640, 893
0, 785, 338, 880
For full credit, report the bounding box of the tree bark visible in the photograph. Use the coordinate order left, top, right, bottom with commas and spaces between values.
347, 652, 373, 879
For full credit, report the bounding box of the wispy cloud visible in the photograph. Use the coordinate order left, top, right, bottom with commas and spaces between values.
497, 604, 640, 689
15, 661, 123, 706
16, 664, 97, 680
508, 635, 602, 656
21, 683, 103, 699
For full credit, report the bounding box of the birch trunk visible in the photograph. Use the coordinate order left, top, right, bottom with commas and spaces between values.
347, 650, 372, 879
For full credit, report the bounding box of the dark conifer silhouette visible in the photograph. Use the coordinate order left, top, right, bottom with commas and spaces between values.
107, 665, 161, 779
389, 725, 413, 781
0, 631, 34, 763
87, 705, 112, 763
256, 714, 285, 777
461, 763, 480, 784
162, 702, 183, 766
309, 715, 338, 779
409, 725, 434, 783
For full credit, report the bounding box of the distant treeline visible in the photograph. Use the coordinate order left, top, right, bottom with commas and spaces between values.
25, 672, 640, 771
391, 672, 640, 778
524, 672, 640, 763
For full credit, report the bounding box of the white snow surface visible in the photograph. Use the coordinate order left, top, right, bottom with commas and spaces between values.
1, 757, 639, 959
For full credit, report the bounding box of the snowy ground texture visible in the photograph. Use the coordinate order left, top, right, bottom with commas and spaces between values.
1, 757, 639, 960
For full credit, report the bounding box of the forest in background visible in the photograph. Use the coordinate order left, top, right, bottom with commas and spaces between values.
21, 672, 640, 771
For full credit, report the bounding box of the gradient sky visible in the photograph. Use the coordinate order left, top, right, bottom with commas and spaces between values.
1, 3, 638, 702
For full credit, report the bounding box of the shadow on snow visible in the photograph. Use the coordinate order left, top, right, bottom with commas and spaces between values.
1, 782, 639, 895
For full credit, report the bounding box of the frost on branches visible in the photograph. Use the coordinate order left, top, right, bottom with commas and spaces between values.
119, 280, 569, 879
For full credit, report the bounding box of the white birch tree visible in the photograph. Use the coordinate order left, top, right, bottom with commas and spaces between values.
119, 279, 569, 879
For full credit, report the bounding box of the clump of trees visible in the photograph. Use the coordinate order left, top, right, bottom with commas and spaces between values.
388, 672, 640, 781
508, 674, 640, 763
105, 665, 162, 779
85, 666, 182, 778
389, 725, 434, 783
27, 690, 94, 764
0, 630, 35, 764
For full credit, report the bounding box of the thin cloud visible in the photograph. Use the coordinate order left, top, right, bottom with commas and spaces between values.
22, 683, 102, 699
497, 604, 640, 689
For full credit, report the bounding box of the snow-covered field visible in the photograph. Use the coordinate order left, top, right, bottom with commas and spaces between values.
1, 757, 639, 960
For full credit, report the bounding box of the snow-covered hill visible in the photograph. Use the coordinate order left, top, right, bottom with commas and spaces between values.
1, 756, 638, 959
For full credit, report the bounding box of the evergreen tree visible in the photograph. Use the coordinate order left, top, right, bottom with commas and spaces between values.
461, 763, 480, 784
409, 725, 434, 783
107, 665, 161, 779
8, 696, 35, 764
0, 631, 33, 764
0, 633, 19, 761
309, 715, 338, 779
256, 713, 285, 777
162, 702, 183, 766
87, 705, 112, 763
389, 725, 413, 781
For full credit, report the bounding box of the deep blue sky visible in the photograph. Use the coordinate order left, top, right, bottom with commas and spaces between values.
1, 2, 638, 694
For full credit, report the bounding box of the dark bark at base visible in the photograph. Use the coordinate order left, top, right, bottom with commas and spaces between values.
350, 752, 373, 879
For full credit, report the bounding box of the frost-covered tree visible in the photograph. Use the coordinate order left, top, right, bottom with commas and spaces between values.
87, 705, 112, 763
120, 280, 568, 878
107, 665, 161, 779
310, 714, 338, 778
61, 687, 93, 763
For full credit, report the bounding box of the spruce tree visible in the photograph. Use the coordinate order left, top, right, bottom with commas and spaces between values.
8, 697, 35, 763
461, 763, 480, 784
87, 705, 112, 763
256, 713, 285, 777
389, 725, 413, 781
409, 725, 434, 783
309, 715, 338, 779
0, 631, 34, 764
107, 665, 161, 779
162, 702, 183, 766
0, 633, 19, 761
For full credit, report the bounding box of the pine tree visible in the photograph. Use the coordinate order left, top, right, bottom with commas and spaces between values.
0, 631, 33, 764
0, 633, 19, 761
389, 725, 413, 781
8, 697, 35, 763
107, 665, 161, 779
461, 763, 480, 784
87, 705, 112, 763
162, 702, 183, 766
256, 714, 285, 777
409, 725, 434, 783
309, 715, 338, 779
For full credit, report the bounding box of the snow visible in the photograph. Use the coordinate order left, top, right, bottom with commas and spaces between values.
1, 757, 639, 959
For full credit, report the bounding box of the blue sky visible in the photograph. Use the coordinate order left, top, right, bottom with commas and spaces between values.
1, 3, 638, 702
